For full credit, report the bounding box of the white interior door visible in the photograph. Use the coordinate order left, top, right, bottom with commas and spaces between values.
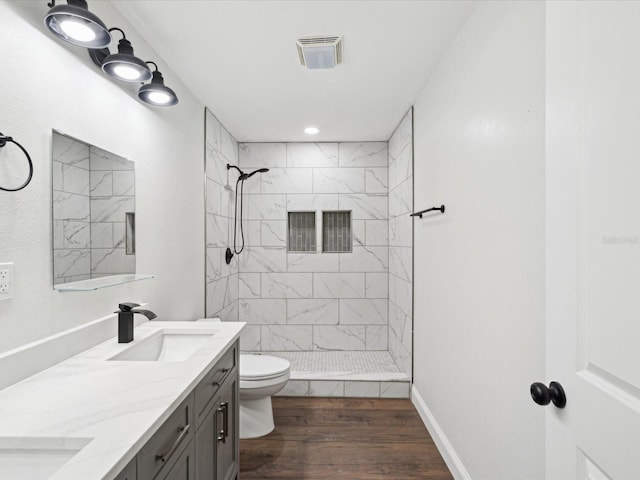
545, 1, 640, 478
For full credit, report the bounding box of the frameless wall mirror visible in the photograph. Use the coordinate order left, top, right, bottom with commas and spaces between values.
51, 130, 140, 290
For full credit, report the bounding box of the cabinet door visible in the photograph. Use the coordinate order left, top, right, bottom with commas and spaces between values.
195, 371, 238, 480
161, 441, 195, 480
113, 457, 136, 480
215, 374, 238, 480
194, 403, 216, 480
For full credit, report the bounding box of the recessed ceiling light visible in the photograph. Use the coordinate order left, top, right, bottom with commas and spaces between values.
304, 127, 319, 135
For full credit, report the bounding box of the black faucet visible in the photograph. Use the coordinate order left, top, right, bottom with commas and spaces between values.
116, 302, 157, 343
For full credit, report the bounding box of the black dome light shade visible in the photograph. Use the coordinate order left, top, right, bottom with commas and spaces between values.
44, 0, 111, 48
138, 64, 178, 107
101, 29, 152, 82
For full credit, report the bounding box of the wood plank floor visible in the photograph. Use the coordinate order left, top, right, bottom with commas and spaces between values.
240, 397, 453, 480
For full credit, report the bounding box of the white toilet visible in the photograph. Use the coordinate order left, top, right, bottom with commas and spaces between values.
239, 353, 290, 439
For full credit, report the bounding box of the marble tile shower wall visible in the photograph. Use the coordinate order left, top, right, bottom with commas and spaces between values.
387, 109, 413, 378
52, 136, 135, 284
235, 142, 389, 352
205, 110, 240, 321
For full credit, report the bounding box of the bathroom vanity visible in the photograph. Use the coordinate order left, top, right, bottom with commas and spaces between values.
114, 339, 239, 480
0, 320, 244, 480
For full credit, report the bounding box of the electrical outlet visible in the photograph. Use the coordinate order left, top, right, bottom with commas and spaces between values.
0, 263, 14, 300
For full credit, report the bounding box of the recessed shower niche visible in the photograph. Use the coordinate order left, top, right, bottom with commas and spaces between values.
51, 131, 148, 290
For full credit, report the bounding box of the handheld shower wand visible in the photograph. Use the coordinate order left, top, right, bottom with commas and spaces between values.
225, 164, 270, 264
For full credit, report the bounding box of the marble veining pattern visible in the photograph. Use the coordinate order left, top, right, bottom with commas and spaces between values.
287, 143, 338, 168
52, 134, 89, 169
261, 220, 287, 246
239, 273, 261, 298
365, 272, 389, 299
387, 109, 414, 379
261, 168, 313, 194
313, 167, 365, 193
240, 299, 286, 324
239, 247, 287, 273
339, 142, 388, 167
0, 321, 244, 480
339, 246, 389, 272
340, 299, 388, 325
64, 221, 90, 248
204, 111, 241, 321
365, 167, 389, 193
261, 325, 312, 351
287, 253, 339, 272
52, 133, 135, 284
261, 272, 313, 298
287, 299, 339, 325
339, 193, 388, 219
313, 273, 365, 299
239, 143, 286, 168
314, 325, 366, 351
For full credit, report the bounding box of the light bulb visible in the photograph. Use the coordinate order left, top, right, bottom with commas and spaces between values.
59, 19, 96, 42
112, 65, 141, 81
148, 91, 171, 104
304, 127, 319, 135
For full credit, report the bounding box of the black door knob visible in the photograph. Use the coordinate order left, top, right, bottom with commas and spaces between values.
530, 381, 566, 408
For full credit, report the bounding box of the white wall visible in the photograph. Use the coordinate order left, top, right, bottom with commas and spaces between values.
0, 1, 204, 354
412, 2, 545, 479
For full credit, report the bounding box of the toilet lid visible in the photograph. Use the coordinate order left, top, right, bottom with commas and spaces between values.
240, 354, 290, 380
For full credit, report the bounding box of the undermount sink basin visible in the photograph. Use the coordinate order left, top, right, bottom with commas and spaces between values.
0, 436, 92, 480
109, 329, 216, 362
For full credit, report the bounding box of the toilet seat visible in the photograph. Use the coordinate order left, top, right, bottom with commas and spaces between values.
240, 354, 290, 381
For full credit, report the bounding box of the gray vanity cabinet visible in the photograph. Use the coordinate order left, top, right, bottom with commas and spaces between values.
194, 342, 239, 480
112, 340, 239, 480
195, 374, 239, 480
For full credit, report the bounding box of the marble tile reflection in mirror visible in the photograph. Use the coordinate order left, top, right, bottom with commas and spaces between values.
52, 131, 136, 286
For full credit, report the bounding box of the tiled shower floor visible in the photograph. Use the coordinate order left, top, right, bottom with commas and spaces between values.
248, 351, 411, 398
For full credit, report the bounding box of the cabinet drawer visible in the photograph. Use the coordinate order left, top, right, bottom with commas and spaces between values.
195, 342, 237, 423
138, 393, 194, 480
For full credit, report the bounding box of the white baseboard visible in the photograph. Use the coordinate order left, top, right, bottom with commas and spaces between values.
411, 385, 472, 480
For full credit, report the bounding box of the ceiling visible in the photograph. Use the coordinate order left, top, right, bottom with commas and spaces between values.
112, 1, 474, 142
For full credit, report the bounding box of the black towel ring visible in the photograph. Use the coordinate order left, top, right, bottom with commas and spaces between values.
0, 133, 33, 192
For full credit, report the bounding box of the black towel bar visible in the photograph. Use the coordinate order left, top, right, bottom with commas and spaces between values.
410, 205, 445, 218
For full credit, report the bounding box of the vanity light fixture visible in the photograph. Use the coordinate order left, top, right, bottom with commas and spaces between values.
43, 1, 178, 108
100, 28, 152, 82
138, 62, 179, 107
44, 0, 111, 48
304, 127, 319, 135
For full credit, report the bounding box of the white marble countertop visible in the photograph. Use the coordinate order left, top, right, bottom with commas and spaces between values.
0, 320, 245, 480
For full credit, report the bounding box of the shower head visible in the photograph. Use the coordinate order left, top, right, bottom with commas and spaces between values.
246, 168, 270, 178
227, 164, 268, 181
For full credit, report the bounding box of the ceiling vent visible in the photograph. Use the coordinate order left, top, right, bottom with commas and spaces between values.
296, 36, 343, 70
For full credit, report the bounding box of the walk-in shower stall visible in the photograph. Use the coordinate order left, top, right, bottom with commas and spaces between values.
204, 108, 413, 398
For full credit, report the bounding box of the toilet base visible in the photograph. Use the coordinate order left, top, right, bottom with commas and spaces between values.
240, 397, 275, 439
